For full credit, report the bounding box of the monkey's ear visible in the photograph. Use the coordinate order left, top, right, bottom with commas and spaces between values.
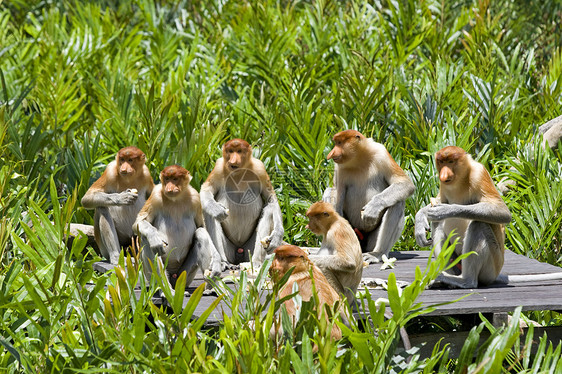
141, 153, 146, 161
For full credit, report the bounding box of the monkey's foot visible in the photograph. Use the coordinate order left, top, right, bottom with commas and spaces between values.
428, 275, 458, 289
363, 252, 383, 264
221, 261, 240, 271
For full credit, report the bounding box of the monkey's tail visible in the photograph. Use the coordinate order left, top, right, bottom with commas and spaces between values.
496, 273, 562, 284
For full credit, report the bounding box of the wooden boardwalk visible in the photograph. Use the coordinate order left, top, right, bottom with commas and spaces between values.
95, 249, 562, 320
95, 249, 562, 356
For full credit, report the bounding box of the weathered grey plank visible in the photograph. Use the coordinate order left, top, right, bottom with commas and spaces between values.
405, 326, 562, 358
95, 249, 562, 321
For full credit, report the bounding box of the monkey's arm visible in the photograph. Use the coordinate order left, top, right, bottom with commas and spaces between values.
192, 190, 205, 228
362, 168, 415, 224
254, 178, 284, 255
330, 165, 346, 215
133, 201, 165, 250
414, 205, 433, 247
200, 170, 229, 221
261, 179, 283, 232
425, 202, 512, 224
309, 254, 357, 273
81, 189, 139, 208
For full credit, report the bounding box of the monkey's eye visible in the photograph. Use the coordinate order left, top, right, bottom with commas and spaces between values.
355, 135, 360, 139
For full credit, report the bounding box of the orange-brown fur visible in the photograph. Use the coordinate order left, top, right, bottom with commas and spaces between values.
415, 146, 512, 288
135, 165, 220, 292
325, 130, 415, 264
269, 245, 342, 341
307, 202, 363, 303
82, 146, 153, 264
201, 139, 284, 266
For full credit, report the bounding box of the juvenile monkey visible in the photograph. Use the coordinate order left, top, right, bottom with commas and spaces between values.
269, 245, 343, 341
306, 201, 363, 304
415, 146, 512, 288
201, 139, 284, 268
324, 130, 415, 264
134, 165, 222, 293
82, 146, 154, 264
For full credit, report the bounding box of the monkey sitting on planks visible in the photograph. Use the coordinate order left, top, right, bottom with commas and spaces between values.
82, 146, 154, 264
306, 201, 363, 304
269, 245, 343, 341
200, 139, 284, 269
134, 165, 222, 294
416, 146, 562, 288
323, 130, 415, 264
415, 146, 512, 288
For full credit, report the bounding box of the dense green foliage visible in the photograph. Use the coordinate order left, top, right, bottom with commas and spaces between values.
1, 0, 562, 372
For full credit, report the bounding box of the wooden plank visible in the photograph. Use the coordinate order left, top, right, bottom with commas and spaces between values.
405, 326, 562, 358
95, 249, 562, 321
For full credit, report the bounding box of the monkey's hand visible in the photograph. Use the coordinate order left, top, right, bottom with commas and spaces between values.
114, 189, 139, 205
414, 208, 432, 247
207, 201, 229, 222
137, 221, 165, 253
261, 229, 284, 251
361, 197, 386, 226
425, 204, 454, 222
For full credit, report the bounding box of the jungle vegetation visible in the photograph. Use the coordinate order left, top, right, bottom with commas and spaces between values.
1, 0, 561, 372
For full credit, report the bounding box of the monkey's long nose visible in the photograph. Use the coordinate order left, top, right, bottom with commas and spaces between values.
440, 168, 454, 183
327, 149, 342, 162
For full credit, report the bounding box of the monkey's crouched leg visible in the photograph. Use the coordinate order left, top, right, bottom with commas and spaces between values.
94, 207, 123, 264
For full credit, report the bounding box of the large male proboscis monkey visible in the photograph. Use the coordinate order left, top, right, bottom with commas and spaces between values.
324, 130, 415, 264
200, 139, 284, 268
306, 201, 363, 304
134, 165, 222, 294
269, 245, 343, 341
82, 146, 154, 264
416, 146, 562, 288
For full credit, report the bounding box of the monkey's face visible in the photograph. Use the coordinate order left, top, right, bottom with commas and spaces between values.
223, 139, 251, 170
116, 147, 146, 178
435, 146, 467, 185
160, 166, 191, 200
306, 202, 335, 234
306, 214, 328, 235
327, 130, 364, 164
118, 156, 143, 177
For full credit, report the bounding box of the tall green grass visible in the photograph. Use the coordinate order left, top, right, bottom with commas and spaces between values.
1, 0, 562, 371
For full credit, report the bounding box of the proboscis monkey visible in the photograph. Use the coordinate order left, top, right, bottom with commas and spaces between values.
323, 130, 415, 264
200, 139, 284, 268
415, 146, 512, 288
134, 165, 222, 294
306, 201, 363, 304
416, 146, 562, 287
269, 245, 343, 341
82, 146, 154, 264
